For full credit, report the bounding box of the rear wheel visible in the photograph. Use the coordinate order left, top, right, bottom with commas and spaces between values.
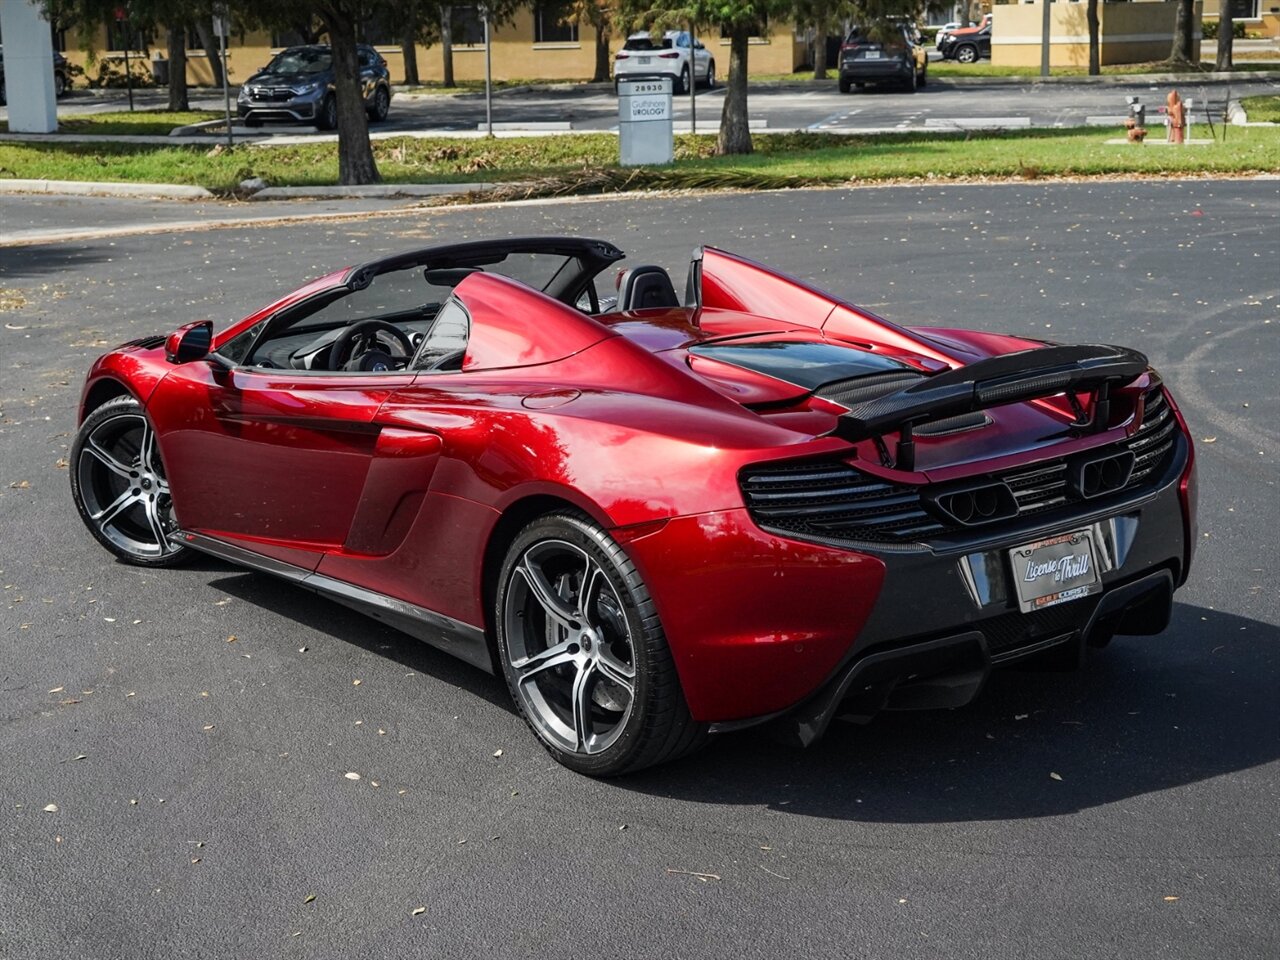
705, 59, 716, 89
70, 395, 188, 567
838, 76, 852, 94
677, 65, 691, 95
496, 513, 707, 776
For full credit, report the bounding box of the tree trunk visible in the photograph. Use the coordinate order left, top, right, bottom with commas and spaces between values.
1169, 0, 1196, 64
441, 6, 455, 87
813, 24, 828, 81
194, 21, 224, 88
717, 26, 752, 155
592, 18, 610, 83
166, 24, 189, 110
401, 34, 420, 86
1087, 0, 1100, 76
322, 10, 380, 185
1216, 1, 1235, 71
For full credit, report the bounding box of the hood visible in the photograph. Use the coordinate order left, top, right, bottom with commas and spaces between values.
247, 71, 331, 86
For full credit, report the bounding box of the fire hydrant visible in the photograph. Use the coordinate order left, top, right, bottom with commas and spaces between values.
1166, 90, 1186, 145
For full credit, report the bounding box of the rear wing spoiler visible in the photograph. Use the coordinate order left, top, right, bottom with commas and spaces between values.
831, 344, 1149, 469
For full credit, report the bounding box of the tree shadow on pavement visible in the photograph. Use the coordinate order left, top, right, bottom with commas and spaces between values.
205, 566, 513, 712
622, 603, 1279, 822
0, 243, 116, 282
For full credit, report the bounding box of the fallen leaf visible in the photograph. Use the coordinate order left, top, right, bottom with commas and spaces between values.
226, 635, 237, 643
1049, 772, 1063, 781
298, 646, 307, 653
411, 907, 426, 917
352, 679, 362, 686
1164, 896, 1180, 902
303, 894, 316, 904
492, 749, 503, 758
344, 772, 361, 781
9, 480, 30, 489
665, 868, 721, 882
43, 803, 59, 812
48, 686, 64, 694
1202, 437, 1217, 443
203, 725, 215, 731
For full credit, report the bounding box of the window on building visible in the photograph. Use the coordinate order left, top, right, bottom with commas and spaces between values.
453, 5, 486, 46
534, 3, 579, 44
105, 17, 152, 52
1229, 0, 1260, 18
360, 14, 398, 46
720, 15, 768, 39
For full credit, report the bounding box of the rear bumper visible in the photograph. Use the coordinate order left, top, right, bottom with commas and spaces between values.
626, 433, 1191, 731
840, 59, 913, 83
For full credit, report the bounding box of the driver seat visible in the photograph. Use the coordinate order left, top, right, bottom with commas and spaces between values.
618, 266, 680, 311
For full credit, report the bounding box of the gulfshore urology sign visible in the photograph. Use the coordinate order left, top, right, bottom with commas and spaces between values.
618, 77, 674, 166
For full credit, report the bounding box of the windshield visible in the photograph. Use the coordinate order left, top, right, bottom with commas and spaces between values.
262, 48, 331, 76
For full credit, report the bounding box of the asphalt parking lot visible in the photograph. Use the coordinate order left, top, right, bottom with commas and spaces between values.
7, 74, 1275, 135
1, 179, 1278, 959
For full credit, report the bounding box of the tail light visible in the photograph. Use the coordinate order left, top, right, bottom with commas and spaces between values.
658, 52, 679, 59
1162, 385, 1197, 583
615, 52, 628, 59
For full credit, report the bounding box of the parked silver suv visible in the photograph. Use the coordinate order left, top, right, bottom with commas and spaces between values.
236, 44, 391, 129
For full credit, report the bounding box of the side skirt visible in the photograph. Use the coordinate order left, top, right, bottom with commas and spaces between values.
174, 530, 494, 673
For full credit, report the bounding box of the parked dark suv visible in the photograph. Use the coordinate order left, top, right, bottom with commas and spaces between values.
236, 44, 391, 129
0, 48, 72, 104
938, 15, 992, 63
838, 23, 927, 93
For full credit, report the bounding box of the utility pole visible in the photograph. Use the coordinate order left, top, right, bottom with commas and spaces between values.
688, 24, 696, 136
215, 5, 232, 148
483, 6, 493, 136
1040, 0, 1052, 78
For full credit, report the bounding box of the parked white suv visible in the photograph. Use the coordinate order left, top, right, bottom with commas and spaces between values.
613, 31, 715, 95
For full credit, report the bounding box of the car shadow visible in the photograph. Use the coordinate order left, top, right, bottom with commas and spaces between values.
621, 603, 1279, 823
203, 564, 513, 713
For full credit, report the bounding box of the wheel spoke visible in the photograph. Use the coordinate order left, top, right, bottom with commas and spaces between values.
84, 439, 134, 480
517, 555, 579, 628
579, 562, 606, 620
571, 661, 597, 753
511, 639, 578, 683
92, 488, 140, 528
140, 424, 158, 474
595, 647, 636, 690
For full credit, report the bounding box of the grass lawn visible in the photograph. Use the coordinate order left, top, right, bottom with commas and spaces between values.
1241, 94, 1280, 122
0, 110, 222, 137
402, 78, 590, 95
0, 127, 1276, 196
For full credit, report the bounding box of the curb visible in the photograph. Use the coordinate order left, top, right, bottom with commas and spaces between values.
0, 178, 214, 200
248, 182, 507, 200
930, 70, 1279, 86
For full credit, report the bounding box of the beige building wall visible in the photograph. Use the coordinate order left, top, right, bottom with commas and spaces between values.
992, 1, 1202, 68
62, 17, 805, 88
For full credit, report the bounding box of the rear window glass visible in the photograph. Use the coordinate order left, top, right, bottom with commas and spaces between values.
623, 37, 672, 51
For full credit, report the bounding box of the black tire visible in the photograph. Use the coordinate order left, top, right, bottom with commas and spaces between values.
316, 94, 337, 131
919, 63, 928, 88
705, 60, 716, 89
677, 66, 690, 95
244, 116, 264, 128
495, 512, 707, 777
956, 44, 978, 65
838, 76, 852, 94
70, 395, 189, 568
368, 85, 390, 122
906, 65, 919, 93
55, 72, 68, 98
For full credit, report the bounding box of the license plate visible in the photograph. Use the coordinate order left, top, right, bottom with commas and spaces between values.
638, 56, 651, 65
1008, 529, 1101, 614
863, 50, 881, 59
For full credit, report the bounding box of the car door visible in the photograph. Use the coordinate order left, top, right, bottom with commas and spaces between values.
358, 47, 376, 102
693, 38, 709, 79
980, 27, 992, 58
147, 360, 418, 566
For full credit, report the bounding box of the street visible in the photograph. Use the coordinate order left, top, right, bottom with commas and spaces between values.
1, 179, 1278, 959
7, 74, 1277, 135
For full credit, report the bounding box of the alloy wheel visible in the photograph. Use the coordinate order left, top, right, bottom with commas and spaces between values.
75, 410, 182, 561
503, 539, 636, 756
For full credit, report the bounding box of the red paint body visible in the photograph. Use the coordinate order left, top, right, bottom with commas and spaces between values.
77, 245, 1196, 724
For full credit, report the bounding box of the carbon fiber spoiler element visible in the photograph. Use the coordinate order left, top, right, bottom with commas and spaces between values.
831, 344, 1149, 469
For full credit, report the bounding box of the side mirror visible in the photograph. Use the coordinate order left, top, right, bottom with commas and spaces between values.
165, 320, 213, 364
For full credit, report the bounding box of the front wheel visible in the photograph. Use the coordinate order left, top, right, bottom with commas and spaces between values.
956, 44, 978, 64
55, 72, 68, 97
316, 94, 337, 131
367, 85, 390, 122
70, 395, 188, 567
496, 513, 707, 776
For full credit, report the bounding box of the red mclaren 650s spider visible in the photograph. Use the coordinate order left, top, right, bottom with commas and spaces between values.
71, 237, 1196, 775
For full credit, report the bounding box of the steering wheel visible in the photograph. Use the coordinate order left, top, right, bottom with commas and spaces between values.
328, 319, 414, 372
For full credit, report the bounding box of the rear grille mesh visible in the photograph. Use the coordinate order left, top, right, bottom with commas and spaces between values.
740, 385, 1179, 546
